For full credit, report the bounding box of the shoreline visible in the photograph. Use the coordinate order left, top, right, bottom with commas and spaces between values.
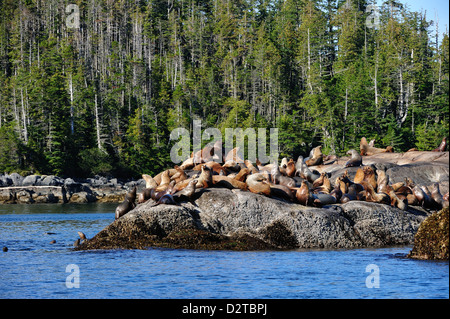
0, 173, 144, 204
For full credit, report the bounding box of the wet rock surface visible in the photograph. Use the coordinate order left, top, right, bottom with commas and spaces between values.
408, 207, 449, 260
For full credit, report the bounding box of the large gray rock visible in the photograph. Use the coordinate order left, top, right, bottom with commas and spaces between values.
78, 188, 426, 251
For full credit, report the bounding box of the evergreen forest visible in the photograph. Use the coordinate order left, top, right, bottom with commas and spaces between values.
0, 0, 448, 178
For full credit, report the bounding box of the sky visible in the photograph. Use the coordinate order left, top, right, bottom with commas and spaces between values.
378, 0, 449, 41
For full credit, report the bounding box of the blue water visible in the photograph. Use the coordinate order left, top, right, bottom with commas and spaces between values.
0, 204, 448, 299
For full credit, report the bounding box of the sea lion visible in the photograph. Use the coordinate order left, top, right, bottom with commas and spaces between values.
285, 159, 296, 177
296, 181, 313, 206
360, 137, 391, 156
345, 149, 362, 168
312, 172, 332, 194
115, 187, 137, 219
153, 180, 176, 201
360, 181, 390, 205
295, 156, 320, 183
353, 168, 364, 185
142, 174, 158, 189
246, 173, 271, 196
443, 192, 449, 208
389, 190, 407, 210
312, 193, 337, 207
363, 166, 377, 190
305, 146, 323, 166
171, 165, 187, 183
223, 160, 240, 172
180, 157, 195, 170
432, 137, 447, 152
234, 168, 251, 182
430, 183, 444, 208
225, 147, 244, 163
138, 187, 155, 203
196, 165, 213, 188
411, 185, 431, 207
212, 175, 248, 190
77, 231, 87, 240
330, 184, 343, 202
244, 160, 259, 174
376, 170, 391, 194
153, 194, 178, 206
174, 179, 198, 201
271, 161, 296, 188
270, 184, 295, 202
391, 182, 405, 192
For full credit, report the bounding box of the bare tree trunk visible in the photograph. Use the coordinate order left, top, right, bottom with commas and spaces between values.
20, 87, 28, 143
94, 93, 103, 151
69, 74, 74, 135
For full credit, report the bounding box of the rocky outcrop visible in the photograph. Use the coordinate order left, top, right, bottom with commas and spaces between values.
0, 173, 145, 204
77, 188, 427, 251
408, 207, 449, 260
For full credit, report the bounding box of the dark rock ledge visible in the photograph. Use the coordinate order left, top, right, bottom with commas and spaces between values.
76, 188, 427, 251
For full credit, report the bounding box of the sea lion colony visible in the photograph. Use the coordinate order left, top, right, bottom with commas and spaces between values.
115, 137, 449, 219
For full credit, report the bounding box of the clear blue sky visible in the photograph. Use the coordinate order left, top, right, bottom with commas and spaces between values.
377, 0, 449, 41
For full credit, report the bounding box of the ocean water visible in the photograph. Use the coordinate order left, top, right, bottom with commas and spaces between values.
0, 204, 448, 299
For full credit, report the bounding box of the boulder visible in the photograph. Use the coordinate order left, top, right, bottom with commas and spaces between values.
21, 175, 41, 186
9, 173, 24, 186
77, 188, 426, 251
408, 207, 449, 260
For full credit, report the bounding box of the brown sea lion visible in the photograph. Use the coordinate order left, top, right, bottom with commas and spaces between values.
360, 181, 390, 205
180, 157, 195, 170
212, 175, 248, 190
234, 168, 251, 182
174, 179, 198, 201
353, 168, 364, 185
270, 184, 295, 202
296, 181, 313, 206
171, 165, 187, 183
244, 160, 259, 174
285, 159, 296, 177
312, 172, 331, 194
305, 146, 324, 166
360, 137, 391, 156
443, 192, 449, 208
142, 174, 158, 189
345, 149, 362, 168
363, 166, 377, 190
223, 160, 240, 172
389, 190, 407, 210
391, 182, 405, 192
138, 188, 153, 203
115, 187, 137, 219
430, 183, 444, 208
196, 165, 213, 188
376, 170, 391, 194
153, 180, 176, 201
225, 147, 244, 163
246, 173, 271, 196
432, 137, 447, 152
154, 170, 171, 192
330, 184, 343, 202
